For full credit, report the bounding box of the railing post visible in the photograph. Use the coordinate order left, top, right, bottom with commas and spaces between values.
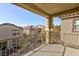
45, 16, 53, 44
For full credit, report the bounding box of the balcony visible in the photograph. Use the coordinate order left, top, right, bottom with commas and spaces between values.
24, 32, 79, 56
0, 3, 77, 56
1, 32, 79, 56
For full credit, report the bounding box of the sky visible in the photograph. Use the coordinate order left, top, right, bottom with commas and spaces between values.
0, 3, 61, 27
53, 17, 61, 26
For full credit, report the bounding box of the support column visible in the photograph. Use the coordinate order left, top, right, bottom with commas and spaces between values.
45, 16, 53, 44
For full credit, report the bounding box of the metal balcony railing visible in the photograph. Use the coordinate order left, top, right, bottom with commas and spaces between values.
1, 31, 79, 56
61, 33, 79, 48
0, 31, 46, 56
51, 32, 79, 48
51, 32, 60, 44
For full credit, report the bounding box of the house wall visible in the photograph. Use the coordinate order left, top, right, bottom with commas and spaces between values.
7, 40, 13, 49
61, 17, 79, 46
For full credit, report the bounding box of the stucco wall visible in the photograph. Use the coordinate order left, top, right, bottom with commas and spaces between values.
61, 17, 79, 46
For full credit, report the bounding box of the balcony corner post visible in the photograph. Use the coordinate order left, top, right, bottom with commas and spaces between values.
45, 16, 53, 44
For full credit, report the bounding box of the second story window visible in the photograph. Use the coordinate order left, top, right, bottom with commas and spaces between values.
73, 19, 79, 31
12, 29, 20, 36
12, 33, 17, 36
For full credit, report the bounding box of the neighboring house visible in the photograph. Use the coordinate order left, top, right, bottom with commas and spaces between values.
0, 23, 23, 56
61, 12, 79, 47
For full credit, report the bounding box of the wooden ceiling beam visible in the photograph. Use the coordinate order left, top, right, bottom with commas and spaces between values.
51, 7, 79, 17
13, 3, 50, 18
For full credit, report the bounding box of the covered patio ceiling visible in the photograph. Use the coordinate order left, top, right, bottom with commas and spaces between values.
14, 3, 79, 17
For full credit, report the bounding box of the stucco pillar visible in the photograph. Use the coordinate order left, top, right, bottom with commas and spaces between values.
45, 16, 53, 44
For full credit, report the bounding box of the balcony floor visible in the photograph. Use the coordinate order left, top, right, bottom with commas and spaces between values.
24, 44, 65, 56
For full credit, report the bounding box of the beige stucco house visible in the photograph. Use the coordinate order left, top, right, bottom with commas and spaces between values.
0, 23, 23, 56
61, 12, 79, 47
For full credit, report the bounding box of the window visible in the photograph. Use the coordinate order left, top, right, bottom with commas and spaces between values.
73, 19, 79, 31
12, 29, 20, 36
0, 42, 7, 50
